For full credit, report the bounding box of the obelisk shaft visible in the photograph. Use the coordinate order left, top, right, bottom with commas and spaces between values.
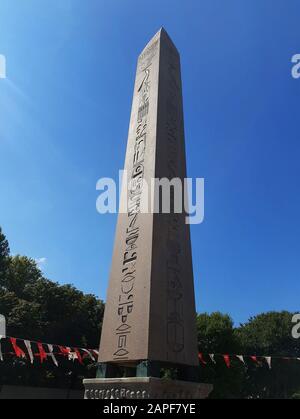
99, 28, 198, 367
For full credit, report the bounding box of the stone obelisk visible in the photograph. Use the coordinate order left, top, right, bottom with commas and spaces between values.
84, 28, 212, 399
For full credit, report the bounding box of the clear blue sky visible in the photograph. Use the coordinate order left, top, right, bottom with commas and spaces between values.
0, 1, 299, 325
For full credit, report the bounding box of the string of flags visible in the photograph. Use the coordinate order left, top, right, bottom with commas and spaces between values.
1, 334, 300, 370
0, 335, 98, 366
198, 353, 300, 370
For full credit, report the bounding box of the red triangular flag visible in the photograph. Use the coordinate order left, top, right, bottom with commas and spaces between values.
10, 338, 26, 358
37, 342, 47, 363
223, 354, 230, 368
58, 346, 71, 356
198, 353, 207, 365
250, 355, 258, 363
74, 348, 83, 365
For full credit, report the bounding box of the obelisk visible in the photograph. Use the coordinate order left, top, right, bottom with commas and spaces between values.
84, 28, 212, 399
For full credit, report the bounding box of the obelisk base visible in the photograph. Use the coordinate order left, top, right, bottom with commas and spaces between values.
83, 377, 213, 399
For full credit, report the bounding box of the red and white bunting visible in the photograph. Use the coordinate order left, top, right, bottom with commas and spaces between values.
81, 348, 95, 361
10, 337, 26, 358
223, 355, 230, 368
24, 340, 34, 364
198, 353, 207, 365
74, 348, 83, 365
209, 354, 216, 364
48, 344, 58, 367
0, 335, 299, 370
236, 355, 245, 364
0, 336, 98, 366
59, 346, 71, 357
264, 356, 272, 369
92, 349, 99, 358
37, 342, 47, 363
250, 355, 259, 364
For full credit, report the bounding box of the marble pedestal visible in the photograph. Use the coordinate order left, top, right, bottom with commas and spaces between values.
83, 377, 213, 400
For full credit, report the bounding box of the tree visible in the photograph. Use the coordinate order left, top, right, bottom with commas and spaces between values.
0, 227, 10, 282
197, 312, 245, 399
0, 227, 104, 389
236, 311, 300, 399
197, 311, 300, 399
2, 256, 43, 297
0, 252, 104, 347
0, 227, 9, 260
1, 227, 300, 397
197, 312, 238, 353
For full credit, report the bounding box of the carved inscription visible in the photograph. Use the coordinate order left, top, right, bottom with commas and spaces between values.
85, 388, 150, 399
113, 41, 158, 360
166, 52, 185, 357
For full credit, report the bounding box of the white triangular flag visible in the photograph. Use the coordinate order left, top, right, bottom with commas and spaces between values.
209, 354, 216, 364
48, 344, 58, 367
0, 336, 3, 361
68, 351, 77, 361
265, 356, 271, 369
24, 340, 34, 364
236, 355, 245, 364
81, 349, 95, 361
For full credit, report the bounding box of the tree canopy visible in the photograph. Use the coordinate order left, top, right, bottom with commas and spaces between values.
0, 227, 104, 389
0, 226, 10, 282
198, 311, 300, 399
0, 226, 299, 397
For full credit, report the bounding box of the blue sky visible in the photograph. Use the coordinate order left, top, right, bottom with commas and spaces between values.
0, 0, 299, 325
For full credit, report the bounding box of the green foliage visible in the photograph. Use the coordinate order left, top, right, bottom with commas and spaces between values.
0, 227, 299, 397
0, 227, 104, 389
0, 227, 10, 260
237, 311, 298, 356
198, 311, 300, 399
197, 312, 239, 353
197, 312, 245, 398
160, 368, 178, 380
0, 227, 10, 282
236, 312, 300, 399
0, 255, 104, 348
2, 256, 44, 297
